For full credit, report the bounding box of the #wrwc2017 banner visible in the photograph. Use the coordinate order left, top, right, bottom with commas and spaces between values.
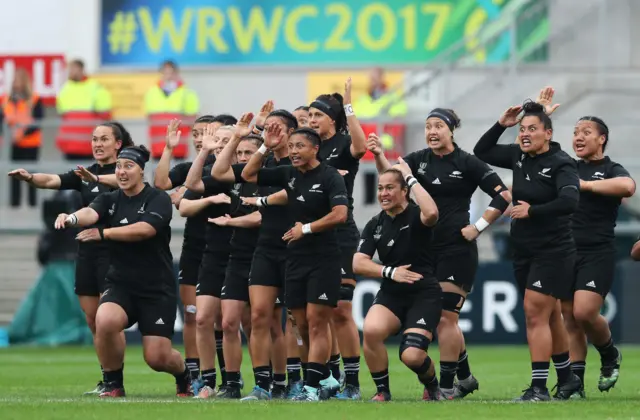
100, 0, 548, 67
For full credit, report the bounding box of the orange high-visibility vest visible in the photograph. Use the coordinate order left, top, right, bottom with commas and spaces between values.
56, 79, 112, 157
145, 84, 200, 159
2, 94, 42, 148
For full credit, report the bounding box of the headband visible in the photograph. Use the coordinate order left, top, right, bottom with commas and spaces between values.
118, 148, 148, 169
427, 108, 457, 133
310, 99, 338, 121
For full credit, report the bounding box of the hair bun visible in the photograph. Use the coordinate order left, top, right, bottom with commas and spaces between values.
331, 93, 344, 106
522, 100, 544, 114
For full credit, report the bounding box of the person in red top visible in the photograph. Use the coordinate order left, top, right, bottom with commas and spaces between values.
1, 67, 44, 207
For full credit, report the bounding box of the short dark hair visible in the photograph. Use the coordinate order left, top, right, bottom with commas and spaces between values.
212, 114, 238, 126
268, 109, 298, 131
295, 106, 310, 112
579, 116, 609, 151
69, 59, 85, 70
160, 60, 178, 70
521, 100, 553, 131
291, 127, 321, 147
240, 134, 264, 148
195, 115, 216, 124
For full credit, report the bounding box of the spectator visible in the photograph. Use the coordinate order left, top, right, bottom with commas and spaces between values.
1, 68, 44, 207
56, 59, 112, 160
145, 60, 199, 160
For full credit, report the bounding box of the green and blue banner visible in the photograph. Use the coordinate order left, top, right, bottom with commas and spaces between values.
100, 0, 548, 67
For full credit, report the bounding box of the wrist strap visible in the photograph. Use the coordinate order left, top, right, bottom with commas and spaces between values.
258, 144, 268, 155
96, 175, 100, 184
405, 175, 418, 188
382, 266, 396, 280
255, 125, 265, 132
474, 217, 490, 233
66, 214, 78, 226
344, 104, 354, 117
98, 228, 105, 240
256, 197, 269, 207
302, 223, 313, 235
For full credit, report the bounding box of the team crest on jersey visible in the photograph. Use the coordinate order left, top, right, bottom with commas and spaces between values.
108, 203, 115, 215
357, 239, 365, 252
288, 178, 296, 190
137, 203, 146, 214
374, 225, 382, 240
231, 183, 241, 196
418, 162, 427, 175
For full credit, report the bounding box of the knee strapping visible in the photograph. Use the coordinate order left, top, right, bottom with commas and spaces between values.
399, 332, 430, 359
339, 284, 355, 302
442, 292, 465, 314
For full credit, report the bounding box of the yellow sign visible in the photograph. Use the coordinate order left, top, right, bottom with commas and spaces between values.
306, 71, 404, 106
93, 73, 158, 119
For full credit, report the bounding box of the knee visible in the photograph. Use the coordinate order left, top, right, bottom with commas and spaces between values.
183, 305, 197, 326
332, 301, 353, 326
95, 310, 123, 335
399, 333, 431, 370
306, 314, 327, 337
363, 326, 385, 349
250, 306, 271, 330
221, 315, 240, 336
143, 347, 170, 372
573, 307, 597, 326
195, 311, 213, 330
523, 301, 549, 328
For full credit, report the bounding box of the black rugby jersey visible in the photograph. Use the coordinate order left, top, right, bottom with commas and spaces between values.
183, 180, 232, 256
201, 165, 260, 260
236, 154, 293, 252
167, 156, 216, 250
403, 145, 505, 252
59, 162, 116, 253
89, 184, 174, 295
358, 203, 437, 293
474, 123, 580, 255
257, 163, 348, 256
572, 157, 631, 251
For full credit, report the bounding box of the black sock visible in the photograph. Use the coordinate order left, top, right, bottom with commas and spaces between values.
571, 361, 586, 386
328, 353, 341, 381
273, 373, 287, 388
226, 371, 241, 388
552, 352, 571, 384
185, 358, 200, 380
531, 361, 549, 389
214, 331, 226, 385
413, 356, 435, 387
202, 369, 216, 388
302, 362, 308, 384
371, 369, 390, 394
343, 356, 360, 387
306, 362, 325, 388
253, 366, 271, 391
594, 337, 618, 361
174, 365, 190, 389
440, 361, 458, 389
104, 368, 124, 388
287, 357, 302, 383
100, 365, 105, 382
457, 350, 471, 381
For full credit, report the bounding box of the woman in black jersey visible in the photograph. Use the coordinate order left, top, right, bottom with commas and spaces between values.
153, 114, 237, 386
309, 78, 367, 399
8, 121, 132, 395
562, 113, 634, 396
369, 108, 511, 399
293, 106, 310, 128
240, 127, 348, 401
213, 110, 297, 400
54, 145, 192, 398
356, 162, 440, 402
186, 130, 264, 399
474, 100, 582, 401
176, 123, 236, 399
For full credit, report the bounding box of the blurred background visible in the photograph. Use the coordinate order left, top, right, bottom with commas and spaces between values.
1, 0, 639, 347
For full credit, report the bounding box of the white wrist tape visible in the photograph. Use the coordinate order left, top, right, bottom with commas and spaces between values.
474, 217, 490, 233
256, 197, 269, 207
257, 144, 268, 155
405, 175, 418, 188
66, 214, 78, 226
382, 266, 397, 280
344, 104, 354, 117
302, 223, 313, 235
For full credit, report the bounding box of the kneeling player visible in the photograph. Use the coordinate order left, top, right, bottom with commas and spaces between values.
354, 162, 441, 402
55, 146, 192, 397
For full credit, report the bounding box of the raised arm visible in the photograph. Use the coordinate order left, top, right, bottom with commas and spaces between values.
393, 158, 438, 226
184, 148, 212, 193
366, 133, 392, 173
212, 114, 254, 182
154, 119, 182, 190
343, 78, 367, 159
473, 106, 522, 169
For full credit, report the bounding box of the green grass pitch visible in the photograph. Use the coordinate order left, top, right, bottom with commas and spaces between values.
1, 345, 639, 419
